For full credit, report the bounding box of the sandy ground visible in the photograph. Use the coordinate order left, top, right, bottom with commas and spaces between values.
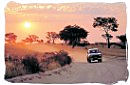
5, 43, 128, 84
7, 56, 128, 84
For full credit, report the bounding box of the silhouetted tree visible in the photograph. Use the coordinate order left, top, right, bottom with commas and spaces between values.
28, 35, 39, 42
46, 32, 59, 44
22, 38, 32, 43
102, 34, 113, 43
93, 17, 119, 48
117, 34, 126, 44
37, 39, 44, 43
5, 33, 17, 43
59, 25, 88, 48
22, 35, 39, 43
116, 34, 127, 49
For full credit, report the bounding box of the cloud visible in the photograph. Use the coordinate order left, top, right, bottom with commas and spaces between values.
5, 2, 126, 16
5, 2, 126, 24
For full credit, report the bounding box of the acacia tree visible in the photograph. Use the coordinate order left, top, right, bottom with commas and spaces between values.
102, 34, 113, 44
59, 25, 88, 48
29, 35, 39, 42
5, 33, 17, 43
93, 17, 119, 48
46, 32, 59, 44
22, 35, 39, 43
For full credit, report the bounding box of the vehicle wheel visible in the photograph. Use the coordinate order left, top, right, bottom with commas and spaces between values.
87, 58, 91, 63
98, 59, 102, 63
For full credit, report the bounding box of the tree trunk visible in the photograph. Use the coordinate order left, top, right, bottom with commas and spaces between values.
107, 37, 110, 48
52, 39, 55, 44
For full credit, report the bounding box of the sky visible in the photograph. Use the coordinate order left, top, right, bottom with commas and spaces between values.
5, 1, 126, 43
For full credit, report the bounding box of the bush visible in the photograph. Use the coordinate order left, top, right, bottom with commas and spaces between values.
77, 41, 90, 47
58, 50, 68, 56
55, 50, 72, 66
41, 50, 72, 67
5, 51, 72, 79
5, 55, 41, 79
5, 61, 26, 79
22, 55, 40, 73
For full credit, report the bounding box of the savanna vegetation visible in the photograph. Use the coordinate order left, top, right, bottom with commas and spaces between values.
93, 17, 119, 48
5, 17, 127, 79
5, 50, 72, 79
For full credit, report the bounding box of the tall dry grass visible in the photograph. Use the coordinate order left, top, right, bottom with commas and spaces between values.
5, 50, 72, 79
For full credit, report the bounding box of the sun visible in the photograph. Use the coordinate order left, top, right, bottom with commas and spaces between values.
24, 22, 31, 29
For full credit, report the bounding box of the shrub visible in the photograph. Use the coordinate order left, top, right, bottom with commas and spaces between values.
22, 55, 40, 73
5, 55, 41, 79
41, 50, 72, 67
5, 61, 26, 79
58, 50, 68, 56
5, 51, 72, 79
55, 50, 72, 66
47, 61, 61, 70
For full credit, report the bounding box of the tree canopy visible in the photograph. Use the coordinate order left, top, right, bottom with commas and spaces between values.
93, 17, 119, 48
59, 25, 88, 48
116, 34, 126, 44
93, 17, 118, 32
5, 33, 17, 43
22, 35, 39, 43
46, 32, 59, 44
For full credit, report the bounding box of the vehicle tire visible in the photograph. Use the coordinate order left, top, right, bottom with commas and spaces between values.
87, 58, 91, 63
98, 59, 102, 63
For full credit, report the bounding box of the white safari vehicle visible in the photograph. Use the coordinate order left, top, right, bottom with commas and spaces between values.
87, 48, 102, 63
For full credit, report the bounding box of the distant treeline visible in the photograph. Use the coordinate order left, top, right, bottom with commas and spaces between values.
5, 17, 127, 49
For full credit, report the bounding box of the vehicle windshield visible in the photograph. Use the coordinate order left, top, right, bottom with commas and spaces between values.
89, 50, 99, 53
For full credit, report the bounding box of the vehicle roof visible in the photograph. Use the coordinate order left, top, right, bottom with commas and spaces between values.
88, 48, 99, 51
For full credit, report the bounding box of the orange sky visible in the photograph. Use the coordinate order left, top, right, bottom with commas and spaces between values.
5, 1, 126, 43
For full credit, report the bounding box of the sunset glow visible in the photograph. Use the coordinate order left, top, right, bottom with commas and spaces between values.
4, 2, 127, 83
24, 22, 31, 29
5, 2, 126, 43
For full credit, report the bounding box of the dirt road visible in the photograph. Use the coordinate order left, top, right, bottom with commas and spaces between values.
7, 56, 128, 84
